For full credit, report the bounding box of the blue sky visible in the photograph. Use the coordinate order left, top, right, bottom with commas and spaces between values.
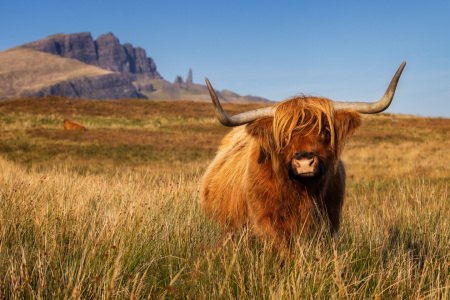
1, 0, 449, 117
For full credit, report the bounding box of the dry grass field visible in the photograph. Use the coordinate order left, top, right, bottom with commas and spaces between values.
0, 96, 448, 299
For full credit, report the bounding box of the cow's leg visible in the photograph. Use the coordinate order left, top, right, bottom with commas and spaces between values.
322, 161, 346, 234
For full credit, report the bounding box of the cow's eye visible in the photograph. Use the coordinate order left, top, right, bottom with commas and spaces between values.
321, 128, 331, 142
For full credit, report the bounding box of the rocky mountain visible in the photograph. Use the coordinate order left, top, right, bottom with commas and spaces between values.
0, 47, 141, 100
23, 32, 161, 79
0, 32, 271, 103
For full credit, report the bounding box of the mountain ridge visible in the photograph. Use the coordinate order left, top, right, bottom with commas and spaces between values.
0, 32, 271, 103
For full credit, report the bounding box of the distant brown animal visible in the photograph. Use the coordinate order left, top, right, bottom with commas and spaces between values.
63, 119, 87, 131
201, 62, 406, 249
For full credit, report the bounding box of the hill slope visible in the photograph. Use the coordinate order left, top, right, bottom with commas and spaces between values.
0, 47, 145, 100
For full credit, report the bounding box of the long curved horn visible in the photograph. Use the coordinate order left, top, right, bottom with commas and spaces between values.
333, 62, 406, 113
206, 62, 406, 126
205, 78, 274, 127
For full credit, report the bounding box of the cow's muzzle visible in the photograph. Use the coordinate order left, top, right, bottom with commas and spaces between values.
289, 152, 324, 180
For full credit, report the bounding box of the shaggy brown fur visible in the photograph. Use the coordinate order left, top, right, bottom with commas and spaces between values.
63, 119, 87, 131
201, 96, 361, 249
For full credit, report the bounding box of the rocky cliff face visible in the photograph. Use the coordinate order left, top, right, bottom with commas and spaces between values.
173, 76, 184, 85
186, 68, 193, 84
23, 32, 161, 79
23, 33, 98, 65
21, 73, 145, 100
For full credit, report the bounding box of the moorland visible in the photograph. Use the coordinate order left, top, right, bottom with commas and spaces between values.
0, 96, 448, 298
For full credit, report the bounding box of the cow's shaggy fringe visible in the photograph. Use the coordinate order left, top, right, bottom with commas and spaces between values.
273, 96, 336, 153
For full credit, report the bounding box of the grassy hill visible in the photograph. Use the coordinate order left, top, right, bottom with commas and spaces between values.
0, 97, 448, 298
0, 48, 112, 99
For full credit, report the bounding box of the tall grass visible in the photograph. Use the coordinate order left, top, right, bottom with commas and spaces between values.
0, 98, 448, 298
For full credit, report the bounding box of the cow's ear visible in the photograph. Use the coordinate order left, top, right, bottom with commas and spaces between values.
245, 117, 275, 154
334, 111, 361, 141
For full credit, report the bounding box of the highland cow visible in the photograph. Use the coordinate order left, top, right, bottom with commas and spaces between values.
201, 62, 406, 249
63, 119, 87, 131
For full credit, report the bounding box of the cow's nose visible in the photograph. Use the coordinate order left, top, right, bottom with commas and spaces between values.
292, 152, 319, 176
